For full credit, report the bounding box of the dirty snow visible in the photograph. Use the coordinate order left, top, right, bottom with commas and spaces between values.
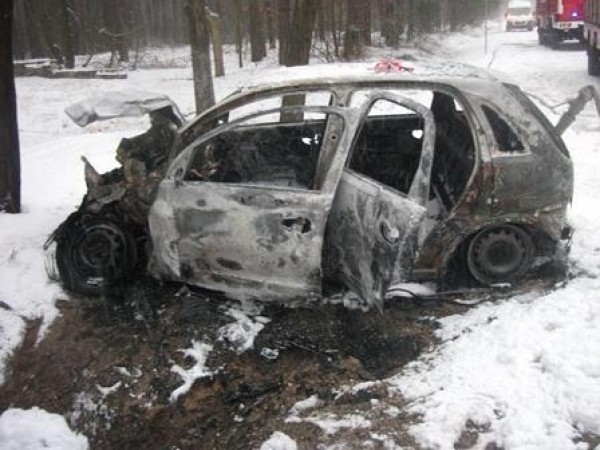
170, 340, 214, 402
260, 431, 298, 450
285, 413, 372, 436
288, 394, 323, 416
0, 17, 599, 450
218, 305, 270, 354
0, 407, 89, 450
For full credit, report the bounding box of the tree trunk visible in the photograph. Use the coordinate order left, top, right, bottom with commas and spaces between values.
343, 0, 363, 60
284, 0, 317, 66
0, 0, 21, 213
235, 0, 244, 68
265, 0, 276, 49
186, 0, 216, 114
277, 0, 291, 65
330, 0, 340, 58
60, 0, 76, 68
249, 0, 266, 62
360, 1, 371, 46
206, 7, 225, 77
103, 0, 130, 64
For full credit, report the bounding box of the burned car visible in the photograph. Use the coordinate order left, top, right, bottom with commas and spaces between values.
47, 62, 574, 304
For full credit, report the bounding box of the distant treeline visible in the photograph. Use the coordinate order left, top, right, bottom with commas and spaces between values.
12, 0, 504, 66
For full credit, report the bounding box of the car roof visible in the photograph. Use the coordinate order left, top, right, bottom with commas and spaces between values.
181, 62, 515, 137
236, 62, 497, 92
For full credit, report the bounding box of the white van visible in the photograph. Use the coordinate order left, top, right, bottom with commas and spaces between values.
506, 0, 535, 31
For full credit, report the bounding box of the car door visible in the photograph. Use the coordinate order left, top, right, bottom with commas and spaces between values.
325, 92, 436, 305
149, 105, 358, 300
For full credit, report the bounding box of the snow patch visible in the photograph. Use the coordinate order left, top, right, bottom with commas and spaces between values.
0, 407, 89, 450
286, 413, 371, 436
259, 431, 298, 450
170, 340, 213, 402
218, 306, 269, 354
389, 281, 600, 449
288, 394, 322, 416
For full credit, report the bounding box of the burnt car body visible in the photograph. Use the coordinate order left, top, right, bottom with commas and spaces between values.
48, 62, 573, 304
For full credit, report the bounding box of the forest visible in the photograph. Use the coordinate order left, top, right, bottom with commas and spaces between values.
12, 0, 504, 68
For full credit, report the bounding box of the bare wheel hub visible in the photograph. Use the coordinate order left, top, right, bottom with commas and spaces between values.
467, 225, 533, 285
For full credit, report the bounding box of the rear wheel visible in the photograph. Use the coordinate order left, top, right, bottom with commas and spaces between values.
548, 31, 561, 49
467, 225, 533, 286
56, 216, 138, 296
588, 45, 600, 76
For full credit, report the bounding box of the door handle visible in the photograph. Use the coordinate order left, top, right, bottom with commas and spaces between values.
380, 221, 400, 243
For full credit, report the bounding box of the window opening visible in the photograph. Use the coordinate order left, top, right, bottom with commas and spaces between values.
482, 104, 525, 153
185, 109, 334, 190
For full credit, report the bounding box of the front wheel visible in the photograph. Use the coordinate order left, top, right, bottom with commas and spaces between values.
467, 225, 534, 286
538, 30, 546, 45
56, 216, 138, 296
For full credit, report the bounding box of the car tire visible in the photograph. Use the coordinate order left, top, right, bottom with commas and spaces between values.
56, 216, 138, 296
467, 225, 533, 286
588, 45, 600, 76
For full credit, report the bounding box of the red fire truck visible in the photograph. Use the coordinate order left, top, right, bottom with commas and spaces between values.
537, 0, 585, 46
584, 0, 600, 74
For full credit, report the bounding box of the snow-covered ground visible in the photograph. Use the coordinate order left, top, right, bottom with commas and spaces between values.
1, 22, 600, 449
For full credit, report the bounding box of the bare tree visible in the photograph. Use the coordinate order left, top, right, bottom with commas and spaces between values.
60, 0, 76, 68
186, 0, 216, 114
0, 0, 21, 213
277, 0, 292, 65
205, 6, 225, 77
283, 0, 318, 66
249, 0, 266, 62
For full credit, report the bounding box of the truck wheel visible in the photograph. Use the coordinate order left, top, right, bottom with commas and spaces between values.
548, 32, 560, 49
467, 225, 533, 286
588, 46, 600, 76
56, 217, 138, 296
538, 30, 546, 45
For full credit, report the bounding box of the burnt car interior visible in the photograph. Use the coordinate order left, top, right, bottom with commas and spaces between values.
184, 112, 329, 190
184, 88, 476, 215
349, 99, 425, 195
348, 90, 475, 213
430, 92, 475, 210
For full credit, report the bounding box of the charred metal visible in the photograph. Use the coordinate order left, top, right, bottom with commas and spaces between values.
46, 63, 576, 305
